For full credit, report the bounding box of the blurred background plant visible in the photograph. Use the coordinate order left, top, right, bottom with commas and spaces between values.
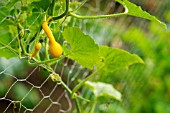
0, 0, 170, 113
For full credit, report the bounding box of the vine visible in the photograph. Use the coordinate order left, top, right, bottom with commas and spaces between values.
0, 0, 166, 113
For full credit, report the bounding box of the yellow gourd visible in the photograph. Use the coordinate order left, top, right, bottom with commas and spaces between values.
42, 21, 63, 58
31, 42, 42, 57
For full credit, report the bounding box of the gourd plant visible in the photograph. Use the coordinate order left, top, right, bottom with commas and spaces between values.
0, 0, 166, 112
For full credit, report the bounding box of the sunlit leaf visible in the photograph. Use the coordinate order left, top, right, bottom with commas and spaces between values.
85, 81, 122, 101
116, 0, 167, 29
62, 27, 99, 69
98, 46, 144, 72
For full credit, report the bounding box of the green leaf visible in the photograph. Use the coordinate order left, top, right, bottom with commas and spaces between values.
98, 46, 144, 72
85, 81, 121, 101
62, 27, 99, 69
0, 0, 7, 6
0, 46, 18, 59
0, 25, 18, 58
0, 7, 10, 23
116, 0, 167, 29
32, 0, 51, 11
6, 0, 19, 9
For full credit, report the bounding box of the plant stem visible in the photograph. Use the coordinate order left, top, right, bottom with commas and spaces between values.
71, 66, 104, 97
0, 41, 18, 54
75, 98, 81, 113
28, 32, 37, 44
17, 25, 24, 57
17, 35, 22, 58
42, 66, 92, 113
27, 26, 41, 53
90, 97, 97, 113
50, 0, 56, 16
60, 80, 72, 94
50, 0, 70, 21
60, 77, 81, 113
39, 63, 54, 73
45, 37, 50, 60
28, 53, 70, 66
69, 12, 127, 19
